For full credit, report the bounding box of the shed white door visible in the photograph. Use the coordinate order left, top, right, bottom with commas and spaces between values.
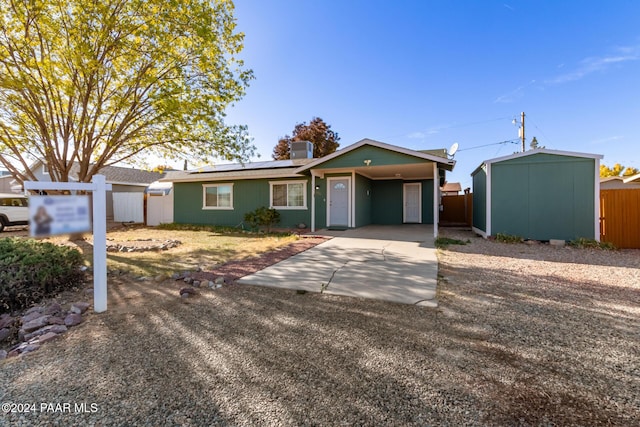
113, 192, 144, 223
403, 183, 422, 223
328, 177, 350, 227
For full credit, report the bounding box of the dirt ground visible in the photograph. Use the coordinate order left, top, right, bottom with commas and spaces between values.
1, 228, 638, 426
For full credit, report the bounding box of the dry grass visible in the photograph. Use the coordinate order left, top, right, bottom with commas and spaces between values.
46, 226, 299, 277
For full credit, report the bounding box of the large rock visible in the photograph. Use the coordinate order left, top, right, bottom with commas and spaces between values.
22, 315, 51, 333
70, 302, 90, 314
24, 324, 67, 341
0, 315, 15, 330
64, 313, 83, 326
0, 328, 11, 342
179, 287, 198, 297
44, 302, 63, 316
22, 309, 46, 323
47, 316, 65, 325
34, 332, 59, 344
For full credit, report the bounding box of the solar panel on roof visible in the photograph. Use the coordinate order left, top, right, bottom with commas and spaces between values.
192, 160, 297, 174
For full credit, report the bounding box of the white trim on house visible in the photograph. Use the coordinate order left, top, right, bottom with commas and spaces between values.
268, 180, 308, 210
432, 163, 438, 238
351, 170, 356, 227
486, 163, 492, 238
311, 174, 316, 232
623, 173, 640, 183
481, 148, 603, 165
594, 158, 601, 242
472, 226, 487, 238
326, 176, 352, 228
202, 183, 234, 210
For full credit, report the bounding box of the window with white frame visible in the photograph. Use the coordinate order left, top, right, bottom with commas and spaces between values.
269, 180, 307, 209
202, 183, 233, 209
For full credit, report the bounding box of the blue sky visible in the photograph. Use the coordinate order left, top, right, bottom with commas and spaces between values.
223, 0, 640, 188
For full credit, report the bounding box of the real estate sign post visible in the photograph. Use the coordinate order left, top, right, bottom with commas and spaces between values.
24, 175, 111, 313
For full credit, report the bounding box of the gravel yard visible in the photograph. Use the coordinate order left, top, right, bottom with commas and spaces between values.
1, 228, 639, 426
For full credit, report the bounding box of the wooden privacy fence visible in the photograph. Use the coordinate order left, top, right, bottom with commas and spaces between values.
440, 193, 473, 227
600, 189, 640, 249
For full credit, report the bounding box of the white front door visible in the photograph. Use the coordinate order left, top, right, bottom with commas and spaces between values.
403, 183, 422, 223
328, 177, 350, 227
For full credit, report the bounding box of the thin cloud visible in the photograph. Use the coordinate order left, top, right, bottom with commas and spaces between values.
503, 4, 515, 11
590, 135, 624, 145
494, 80, 536, 104
407, 131, 426, 139
548, 45, 639, 84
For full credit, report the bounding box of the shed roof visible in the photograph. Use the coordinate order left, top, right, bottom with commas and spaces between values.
471, 148, 603, 176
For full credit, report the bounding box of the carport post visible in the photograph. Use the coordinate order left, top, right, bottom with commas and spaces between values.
433, 164, 439, 238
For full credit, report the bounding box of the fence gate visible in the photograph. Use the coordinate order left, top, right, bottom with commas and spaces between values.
600, 189, 640, 248
440, 193, 473, 227
113, 192, 144, 223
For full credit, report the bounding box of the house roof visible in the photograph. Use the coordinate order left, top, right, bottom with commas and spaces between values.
160, 158, 314, 183
623, 173, 640, 183
294, 138, 455, 173
68, 164, 164, 186
441, 182, 462, 192
21, 159, 164, 186
472, 148, 603, 176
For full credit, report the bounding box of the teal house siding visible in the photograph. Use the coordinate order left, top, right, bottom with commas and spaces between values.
421, 179, 434, 224
173, 178, 312, 229
472, 167, 486, 232
472, 151, 600, 241
317, 145, 434, 169
371, 180, 403, 224
313, 177, 327, 229
355, 173, 372, 226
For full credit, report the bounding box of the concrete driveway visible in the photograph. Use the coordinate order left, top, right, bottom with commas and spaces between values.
238, 225, 438, 306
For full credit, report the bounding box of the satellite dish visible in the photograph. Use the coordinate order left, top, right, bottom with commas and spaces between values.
448, 142, 459, 158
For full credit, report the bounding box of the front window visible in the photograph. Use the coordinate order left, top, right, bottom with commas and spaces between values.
202, 184, 233, 209
270, 181, 307, 209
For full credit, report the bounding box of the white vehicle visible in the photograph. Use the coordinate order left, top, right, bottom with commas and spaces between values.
0, 193, 29, 232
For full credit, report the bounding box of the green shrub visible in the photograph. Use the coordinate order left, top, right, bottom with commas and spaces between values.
243, 207, 281, 233
0, 238, 85, 314
495, 233, 523, 243
435, 237, 470, 248
568, 238, 616, 250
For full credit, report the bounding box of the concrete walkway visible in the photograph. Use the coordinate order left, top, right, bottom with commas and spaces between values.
238, 225, 438, 306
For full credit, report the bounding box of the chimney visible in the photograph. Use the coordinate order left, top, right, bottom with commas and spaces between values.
290, 141, 314, 159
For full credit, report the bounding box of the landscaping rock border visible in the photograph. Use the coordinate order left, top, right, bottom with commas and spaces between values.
0, 300, 91, 359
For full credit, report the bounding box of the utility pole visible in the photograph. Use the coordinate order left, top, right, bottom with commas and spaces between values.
520, 111, 525, 152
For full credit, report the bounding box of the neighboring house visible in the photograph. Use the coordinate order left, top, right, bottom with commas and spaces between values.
161, 138, 455, 237
471, 148, 602, 241
600, 174, 640, 190
13, 160, 164, 221
0, 170, 13, 193
441, 182, 462, 196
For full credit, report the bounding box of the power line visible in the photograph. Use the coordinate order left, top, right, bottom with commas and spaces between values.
526, 115, 552, 146
458, 139, 520, 152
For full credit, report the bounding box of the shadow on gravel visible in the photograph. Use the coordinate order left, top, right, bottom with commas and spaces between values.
441, 229, 640, 269
1, 257, 638, 426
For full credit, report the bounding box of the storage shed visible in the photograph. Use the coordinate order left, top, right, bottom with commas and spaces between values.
471, 149, 602, 241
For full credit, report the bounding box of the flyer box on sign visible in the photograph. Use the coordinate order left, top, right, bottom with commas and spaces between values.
29, 195, 92, 237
